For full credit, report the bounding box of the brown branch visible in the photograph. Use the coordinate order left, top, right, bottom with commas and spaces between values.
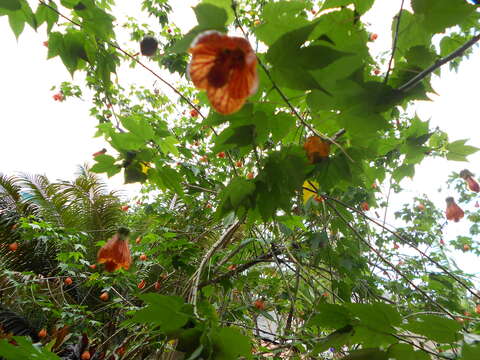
398, 33, 480, 92
198, 251, 277, 288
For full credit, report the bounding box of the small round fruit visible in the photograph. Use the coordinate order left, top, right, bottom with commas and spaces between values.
247, 172, 254, 179
138, 280, 146, 289
200, 156, 208, 162
217, 152, 226, 158
154, 281, 161, 290
9, 242, 18, 252
253, 299, 265, 310
227, 264, 237, 271
64, 277, 73, 286
81, 351, 91, 360
440, 239, 445, 246
190, 109, 199, 118
135, 236, 142, 244
417, 203, 425, 211
360, 202, 369, 211
99, 292, 109, 301
89, 264, 97, 270
139, 254, 147, 261
121, 205, 130, 211
206, 204, 212, 209
463, 244, 471, 251
38, 328, 47, 338
370, 33, 378, 41
140, 36, 158, 56
235, 161, 243, 168
373, 68, 381, 75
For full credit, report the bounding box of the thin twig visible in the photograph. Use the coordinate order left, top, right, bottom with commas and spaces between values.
384, 0, 406, 84
398, 33, 480, 92
325, 200, 455, 319
324, 195, 480, 301
191, 220, 241, 316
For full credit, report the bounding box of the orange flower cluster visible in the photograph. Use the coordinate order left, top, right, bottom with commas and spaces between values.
303, 136, 330, 164
97, 228, 132, 272
460, 169, 480, 192
188, 31, 258, 115
445, 197, 464, 222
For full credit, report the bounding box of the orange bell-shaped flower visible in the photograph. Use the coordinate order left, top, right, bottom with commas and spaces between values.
445, 197, 464, 222
460, 169, 480, 192
188, 31, 258, 115
303, 136, 330, 164
466, 176, 480, 193
97, 228, 132, 272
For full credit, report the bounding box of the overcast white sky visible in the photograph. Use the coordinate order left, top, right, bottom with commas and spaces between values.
0, 1, 479, 272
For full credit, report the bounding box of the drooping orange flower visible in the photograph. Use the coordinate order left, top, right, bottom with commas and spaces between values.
303, 136, 331, 164
97, 228, 132, 272
445, 197, 464, 222
460, 169, 480, 192
188, 31, 258, 115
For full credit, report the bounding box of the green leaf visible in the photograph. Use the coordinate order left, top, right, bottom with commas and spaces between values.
155, 166, 185, 197
0, 0, 19, 11
342, 348, 389, 360
412, 0, 475, 34
0, 337, 61, 360
462, 344, 480, 360
308, 304, 352, 329
322, 0, 374, 14
312, 325, 354, 354
157, 136, 180, 157
403, 314, 462, 343
36, 1, 58, 33
446, 139, 479, 161
121, 115, 155, 141
393, 10, 431, 54
217, 177, 256, 216
111, 132, 144, 151
201, 0, 233, 24
128, 294, 190, 333
8, 10, 24, 38
74, 0, 115, 40
90, 154, 121, 177
170, 3, 227, 53
346, 303, 401, 332
405, 46, 437, 68
211, 327, 252, 360
213, 125, 256, 153
387, 344, 429, 360
255, 1, 308, 45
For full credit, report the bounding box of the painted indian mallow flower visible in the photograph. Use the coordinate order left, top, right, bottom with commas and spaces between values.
445, 197, 464, 222
460, 169, 480, 193
97, 227, 132, 272
188, 31, 258, 115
